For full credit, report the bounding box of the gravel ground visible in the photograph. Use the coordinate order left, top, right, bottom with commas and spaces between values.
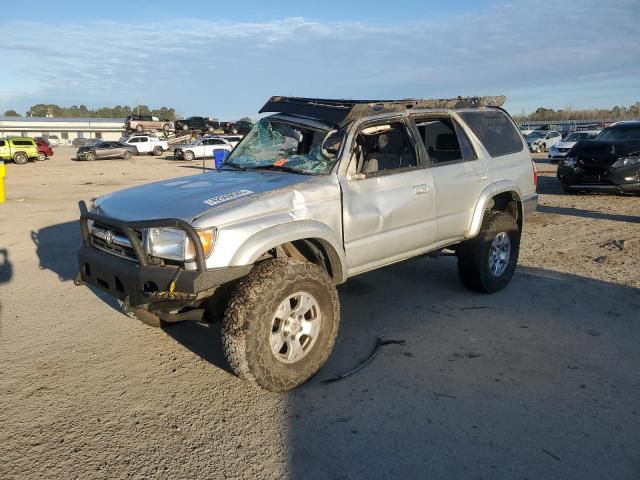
1, 148, 639, 479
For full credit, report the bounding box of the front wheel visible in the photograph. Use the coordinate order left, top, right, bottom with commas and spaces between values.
222, 258, 340, 392
183, 150, 195, 161
36, 152, 46, 161
85, 152, 97, 161
123, 151, 133, 160
457, 211, 520, 293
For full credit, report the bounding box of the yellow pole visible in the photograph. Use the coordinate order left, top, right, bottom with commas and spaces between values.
0, 161, 5, 203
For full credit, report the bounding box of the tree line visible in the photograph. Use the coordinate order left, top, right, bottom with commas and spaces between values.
513, 102, 640, 122
2, 104, 177, 120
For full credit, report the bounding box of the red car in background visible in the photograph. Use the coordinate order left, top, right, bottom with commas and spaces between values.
35, 138, 53, 161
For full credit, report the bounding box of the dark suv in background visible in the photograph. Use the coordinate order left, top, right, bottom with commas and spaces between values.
174, 116, 221, 133
557, 121, 640, 194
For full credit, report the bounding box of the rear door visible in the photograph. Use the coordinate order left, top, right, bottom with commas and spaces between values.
340, 119, 436, 275
412, 114, 488, 243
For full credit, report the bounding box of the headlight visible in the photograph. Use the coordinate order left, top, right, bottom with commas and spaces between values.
611, 155, 640, 169
562, 156, 577, 167
145, 227, 215, 261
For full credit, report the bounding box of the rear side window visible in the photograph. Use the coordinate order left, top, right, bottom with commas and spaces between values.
0, 140, 5, 146
459, 111, 523, 157
13, 140, 34, 146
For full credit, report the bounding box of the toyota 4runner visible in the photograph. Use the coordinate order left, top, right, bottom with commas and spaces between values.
75, 96, 538, 392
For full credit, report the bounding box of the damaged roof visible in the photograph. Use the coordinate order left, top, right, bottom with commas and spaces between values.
259, 95, 507, 127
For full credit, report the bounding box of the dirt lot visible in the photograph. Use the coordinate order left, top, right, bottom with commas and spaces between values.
1, 148, 639, 479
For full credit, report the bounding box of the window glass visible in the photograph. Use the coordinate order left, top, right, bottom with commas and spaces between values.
140, 137, 148, 142
453, 122, 478, 161
61, 132, 69, 139
459, 111, 523, 157
415, 118, 467, 164
13, 140, 34, 146
353, 122, 418, 174
0, 140, 5, 146
95, 132, 102, 139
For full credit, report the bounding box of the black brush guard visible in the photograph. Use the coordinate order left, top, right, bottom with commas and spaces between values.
76, 200, 251, 312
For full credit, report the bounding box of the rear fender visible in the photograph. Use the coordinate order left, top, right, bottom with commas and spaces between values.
467, 181, 522, 239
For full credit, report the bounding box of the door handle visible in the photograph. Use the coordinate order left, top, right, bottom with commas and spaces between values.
413, 184, 429, 195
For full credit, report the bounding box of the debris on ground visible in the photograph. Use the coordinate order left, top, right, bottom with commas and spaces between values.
600, 239, 625, 251
322, 336, 405, 383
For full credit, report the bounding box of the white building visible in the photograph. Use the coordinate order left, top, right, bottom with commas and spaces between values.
0, 116, 125, 145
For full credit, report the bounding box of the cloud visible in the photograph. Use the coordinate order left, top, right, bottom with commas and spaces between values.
1, 0, 639, 117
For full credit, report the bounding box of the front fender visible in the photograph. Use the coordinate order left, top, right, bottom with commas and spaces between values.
466, 181, 522, 239
230, 220, 347, 283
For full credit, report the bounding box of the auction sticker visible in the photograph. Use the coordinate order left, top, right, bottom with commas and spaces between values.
203, 189, 254, 206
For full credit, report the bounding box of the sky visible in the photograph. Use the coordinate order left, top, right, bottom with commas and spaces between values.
1, 0, 639, 119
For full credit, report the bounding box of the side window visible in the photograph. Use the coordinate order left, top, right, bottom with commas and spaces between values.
458, 110, 523, 157
61, 132, 69, 140
414, 117, 476, 164
353, 122, 418, 175
140, 137, 148, 142
94, 132, 102, 139
0, 140, 5, 147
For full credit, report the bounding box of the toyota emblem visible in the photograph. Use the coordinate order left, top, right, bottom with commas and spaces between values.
104, 230, 114, 244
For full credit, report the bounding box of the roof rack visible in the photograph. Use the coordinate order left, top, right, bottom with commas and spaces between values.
259, 95, 506, 127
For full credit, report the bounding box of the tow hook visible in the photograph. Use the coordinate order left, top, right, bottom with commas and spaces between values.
73, 271, 84, 286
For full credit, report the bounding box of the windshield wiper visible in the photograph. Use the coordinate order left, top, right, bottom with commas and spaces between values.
250, 164, 308, 175
222, 161, 246, 171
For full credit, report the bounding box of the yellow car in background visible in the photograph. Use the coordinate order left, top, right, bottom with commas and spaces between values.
0, 137, 39, 165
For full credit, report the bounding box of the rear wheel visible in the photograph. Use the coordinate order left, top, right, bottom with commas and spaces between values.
136, 124, 143, 132
457, 211, 520, 293
36, 152, 46, 161
123, 151, 133, 160
13, 152, 28, 165
153, 146, 163, 156
85, 152, 97, 161
222, 258, 340, 392
162, 124, 170, 135
183, 150, 195, 161
539, 142, 547, 152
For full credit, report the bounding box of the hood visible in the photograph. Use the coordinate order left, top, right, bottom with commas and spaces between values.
569, 139, 640, 172
94, 170, 314, 221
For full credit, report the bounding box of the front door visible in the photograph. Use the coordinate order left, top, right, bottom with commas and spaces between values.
340, 120, 436, 275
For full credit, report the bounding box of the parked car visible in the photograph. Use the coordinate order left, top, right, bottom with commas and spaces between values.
557, 121, 640, 194
174, 116, 221, 134
35, 138, 54, 161
121, 135, 169, 156
125, 115, 173, 134
526, 130, 562, 152
74, 141, 137, 161
548, 130, 601, 161
0, 137, 39, 165
75, 95, 537, 392
233, 119, 254, 135
173, 137, 233, 160
47, 135, 61, 147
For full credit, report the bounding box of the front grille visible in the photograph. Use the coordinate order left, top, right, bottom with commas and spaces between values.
90, 222, 141, 262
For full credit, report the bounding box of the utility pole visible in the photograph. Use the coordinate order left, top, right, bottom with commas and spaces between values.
136, 97, 140, 116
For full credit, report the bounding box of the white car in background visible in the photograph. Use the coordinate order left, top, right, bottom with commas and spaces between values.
121, 135, 169, 156
526, 130, 562, 152
218, 135, 243, 148
548, 130, 601, 161
173, 137, 233, 161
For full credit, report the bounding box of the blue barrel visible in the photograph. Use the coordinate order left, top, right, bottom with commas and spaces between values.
213, 149, 230, 170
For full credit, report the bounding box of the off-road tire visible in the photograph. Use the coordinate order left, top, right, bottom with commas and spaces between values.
136, 124, 144, 132
457, 210, 520, 293
36, 152, 46, 161
222, 258, 340, 392
183, 150, 195, 161
182, 124, 189, 131
123, 151, 133, 160
540, 142, 547, 152
85, 152, 96, 161
13, 152, 28, 165
162, 124, 170, 135
153, 146, 163, 156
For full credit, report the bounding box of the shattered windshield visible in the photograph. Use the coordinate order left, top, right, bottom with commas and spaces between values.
225, 118, 345, 174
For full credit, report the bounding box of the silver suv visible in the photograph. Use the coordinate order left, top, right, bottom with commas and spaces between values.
76, 96, 538, 392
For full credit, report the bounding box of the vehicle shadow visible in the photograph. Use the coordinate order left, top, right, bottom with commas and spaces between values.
281, 258, 640, 479
537, 204, 640, 223
0, 248, 13, 284
30, 220, 80, 281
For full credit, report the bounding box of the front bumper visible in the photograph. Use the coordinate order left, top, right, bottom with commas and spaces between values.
557, 164, 640, 193
76, 201, 251, 311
